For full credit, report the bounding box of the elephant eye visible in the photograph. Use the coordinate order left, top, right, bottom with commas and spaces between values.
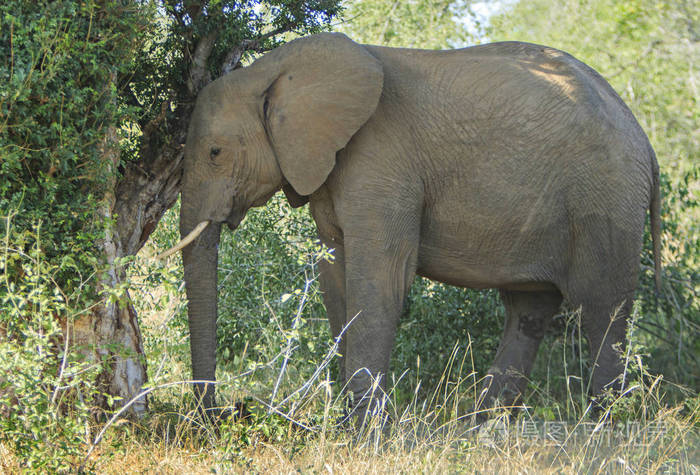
210, 147, 221, 159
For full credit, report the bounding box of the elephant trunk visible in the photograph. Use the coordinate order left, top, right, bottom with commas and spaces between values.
180, 198, 222, 412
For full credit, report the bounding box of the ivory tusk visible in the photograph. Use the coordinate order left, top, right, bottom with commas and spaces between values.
156, 221, 210, 260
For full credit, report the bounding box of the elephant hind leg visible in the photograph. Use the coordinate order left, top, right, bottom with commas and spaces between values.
477, 289, 563, 414
563, 214, 643, 398
564, 278, 636, 398
573, 297, 632, 398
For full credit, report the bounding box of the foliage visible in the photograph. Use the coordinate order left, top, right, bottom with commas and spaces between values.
340, 0, 474, 48
0, 0, 150, 286
0, 215, 104, 472
216, 195, 331, 382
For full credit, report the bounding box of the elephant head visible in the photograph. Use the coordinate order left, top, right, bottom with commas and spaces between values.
168, 33, 384, 411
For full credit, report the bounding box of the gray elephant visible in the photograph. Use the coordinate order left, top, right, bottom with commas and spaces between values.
161, 32, 661, 419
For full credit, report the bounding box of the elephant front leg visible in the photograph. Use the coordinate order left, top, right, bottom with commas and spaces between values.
318, 238, 347, 383
342, 233, 418, 425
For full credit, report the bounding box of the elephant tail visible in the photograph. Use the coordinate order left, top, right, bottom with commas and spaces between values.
650, 155, 662, 295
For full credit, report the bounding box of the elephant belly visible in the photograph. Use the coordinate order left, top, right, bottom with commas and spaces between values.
415, 218, 563, 291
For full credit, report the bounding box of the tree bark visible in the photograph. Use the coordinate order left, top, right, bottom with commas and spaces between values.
88, 124, 148, 417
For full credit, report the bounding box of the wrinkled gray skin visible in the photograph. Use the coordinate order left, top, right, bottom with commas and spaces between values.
180, 33, 661, 418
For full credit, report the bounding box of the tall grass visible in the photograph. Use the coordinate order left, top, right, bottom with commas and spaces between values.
37, 327, 700, 472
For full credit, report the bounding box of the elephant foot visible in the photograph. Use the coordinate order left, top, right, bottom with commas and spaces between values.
472, 374, 528, 423
587, 386, 627, 422
468, 403, 513, 429
343, 390, 393, 433
333, 391, 393, 441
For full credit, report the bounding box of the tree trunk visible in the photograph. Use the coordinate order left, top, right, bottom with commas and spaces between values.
83, 124, 149, 417
87, 56, 195, 417
70, 113, 184, 418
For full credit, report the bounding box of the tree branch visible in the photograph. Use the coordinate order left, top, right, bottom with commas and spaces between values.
187, 31, 218, 95
222, 24, 296, 74
141, 100, 170, 138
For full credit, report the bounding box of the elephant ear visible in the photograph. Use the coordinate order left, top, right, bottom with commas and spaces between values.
282, 183, 309, 208
256, 33, 384, 196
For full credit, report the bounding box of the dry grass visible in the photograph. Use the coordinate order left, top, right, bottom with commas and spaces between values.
57, 403, 700, 473
2, 357, 695, 474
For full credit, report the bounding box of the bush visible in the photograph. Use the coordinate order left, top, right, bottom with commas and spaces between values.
0, 216, 101, 472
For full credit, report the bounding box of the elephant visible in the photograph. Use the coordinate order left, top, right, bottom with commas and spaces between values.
161, 32, 661, 420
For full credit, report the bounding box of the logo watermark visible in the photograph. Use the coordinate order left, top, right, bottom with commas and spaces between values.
478, 419, 670, 447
